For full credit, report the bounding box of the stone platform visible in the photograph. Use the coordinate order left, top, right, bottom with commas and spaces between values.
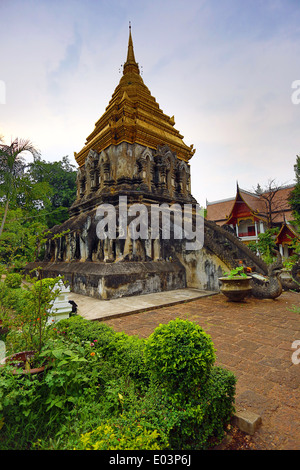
24, 260, 187, 300
67, 287, 217, 321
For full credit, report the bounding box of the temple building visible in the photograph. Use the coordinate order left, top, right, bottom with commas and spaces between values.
206, 183, 298, 256
26, 27, 273, 299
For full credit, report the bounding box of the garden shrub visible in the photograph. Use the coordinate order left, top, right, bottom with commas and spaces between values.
76, 414, 168, 450
0, 282, 27, 316
56, 315, 116, 355
143, 319, 236, 449
2, 276, 64, 354
0, 368, 44, 449
165, 366, 236, 449
4, 273, 22, 289
0, 335, 106, 449
104, 332, 148, 387
144, 318, 216, 399
197, 366, 236, 445
57, 316, 149, 388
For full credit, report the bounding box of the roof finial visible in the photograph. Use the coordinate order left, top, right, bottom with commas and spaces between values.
123, 22, 140, 75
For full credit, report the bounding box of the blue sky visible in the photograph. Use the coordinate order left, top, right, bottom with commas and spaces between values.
1, 0, 300, 206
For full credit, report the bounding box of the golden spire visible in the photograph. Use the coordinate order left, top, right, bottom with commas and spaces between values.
74, 26, 196, 167
123, 22, 140, 75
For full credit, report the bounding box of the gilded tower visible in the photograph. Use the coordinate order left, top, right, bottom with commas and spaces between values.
28, 28, 207, 299
70, 26, 196, 216
75, 26, 195, 167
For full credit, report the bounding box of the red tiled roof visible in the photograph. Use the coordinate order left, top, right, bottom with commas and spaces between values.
206, 185, 295, 225
206, 197, 235, 225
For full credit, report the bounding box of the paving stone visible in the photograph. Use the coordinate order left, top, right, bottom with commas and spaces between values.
232, 409, 262, 435
236, 339, 262, 351
259, 356, 290, 369
264, 368, 300, 389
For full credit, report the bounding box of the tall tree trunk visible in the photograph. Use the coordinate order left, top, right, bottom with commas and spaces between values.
0, 198, 9, 238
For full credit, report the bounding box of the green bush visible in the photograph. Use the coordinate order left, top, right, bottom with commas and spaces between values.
0, 283, 27, 316
167, 366, 236, 449
144, 319, 216, 399
57, 316, 148, 388
56, 315, 116, 354
76, 415, 168, 450
0, 336, 105, 449
104, 332, 148, 387
198, 366, 236, 443
2, 276, 64, 354
4, 273, 22, 289
0, 367, 44, 449
143, 319, 235, 449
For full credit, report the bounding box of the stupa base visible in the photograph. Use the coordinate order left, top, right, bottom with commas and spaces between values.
24, 260, 186, 300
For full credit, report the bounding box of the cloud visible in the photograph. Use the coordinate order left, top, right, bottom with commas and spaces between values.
47, 27, 82, 98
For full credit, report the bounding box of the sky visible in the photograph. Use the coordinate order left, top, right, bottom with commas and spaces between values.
0, 0, 300, 207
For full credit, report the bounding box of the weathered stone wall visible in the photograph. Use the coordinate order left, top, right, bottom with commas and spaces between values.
25, 260, 186, 300
177, 248, 228, 292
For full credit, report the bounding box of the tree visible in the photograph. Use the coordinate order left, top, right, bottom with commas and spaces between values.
248, 227, 279, 264
27, 156, 77, 227
289, 155, 300, 224
0, 137, 40, 238
253, 179, 289, 229
0, 207, 47, 269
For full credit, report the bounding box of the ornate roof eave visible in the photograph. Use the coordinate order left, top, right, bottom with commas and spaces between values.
276, 222, 300, 243
225, 184, 266, 225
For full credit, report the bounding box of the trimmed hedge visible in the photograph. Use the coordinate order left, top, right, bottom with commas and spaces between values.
144, 318, 216, 398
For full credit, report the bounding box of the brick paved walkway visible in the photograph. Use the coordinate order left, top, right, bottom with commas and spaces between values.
103, 291, 300, 450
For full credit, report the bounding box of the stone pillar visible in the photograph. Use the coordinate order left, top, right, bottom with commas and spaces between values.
80, 218, 91, 261
65, 234, 71, 262
79, 176, 86, 197
115, 239, 123, 262
69, 232, 77, 261
254, 221, 258, 238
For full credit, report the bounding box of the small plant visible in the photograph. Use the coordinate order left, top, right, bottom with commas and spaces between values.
2, 272, 65, 357
225, 266, 248, 279
288, 304, 300, 314
282, 259, 295, 271
76, 417, 166, 450
248, 228, 279, 264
